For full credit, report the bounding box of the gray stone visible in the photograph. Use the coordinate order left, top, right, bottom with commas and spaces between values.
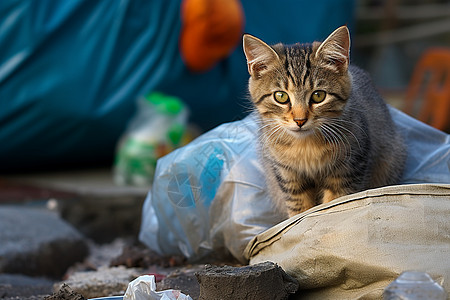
4, 168, 148, 243
195, 262, 299, 300
0, 273, 55, 299
0, 206, 88, 278
55, 266, 142, 299
57, 194, 145, 243
46, 283, 86, 300
157, 266, 203, 300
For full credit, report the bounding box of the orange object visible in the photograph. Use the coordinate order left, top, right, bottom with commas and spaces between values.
180, 0, 244, 72
404, 48, 450, 131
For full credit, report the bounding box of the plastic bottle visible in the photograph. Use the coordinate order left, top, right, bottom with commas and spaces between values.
114, 92, 188, 187
383, 271, 447, 300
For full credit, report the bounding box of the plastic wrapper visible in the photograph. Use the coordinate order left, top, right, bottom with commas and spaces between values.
114, 93, 189, 187
384, 271, 447, 300
123, 275, 192, 300
139, 107, 450, 263
139, 113, 285, 262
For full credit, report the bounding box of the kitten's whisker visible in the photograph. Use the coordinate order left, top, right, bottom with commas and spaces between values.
260, 122, 284, 147
321, 123, 352, 161
276, 126, 289, 145
328, 121, 362, 151
318, 125, 334, 146
330, 118, 368, 138
238, 99, 257, 115
319, 124, 341, 161
265, 126, 280, 142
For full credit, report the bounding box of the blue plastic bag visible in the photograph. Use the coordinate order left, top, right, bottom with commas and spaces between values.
139, 107, 450, 263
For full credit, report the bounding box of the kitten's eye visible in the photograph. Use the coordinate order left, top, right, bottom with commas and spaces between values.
274, 91, 290, 104
310, 90, 326, 103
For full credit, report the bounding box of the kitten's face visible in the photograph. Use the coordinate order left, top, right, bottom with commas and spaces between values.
243, 26, 352, 139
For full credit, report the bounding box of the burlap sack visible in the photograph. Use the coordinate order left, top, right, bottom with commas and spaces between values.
245, 184, 450, 299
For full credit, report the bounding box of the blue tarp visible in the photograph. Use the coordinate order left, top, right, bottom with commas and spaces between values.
0, 0, 355, 171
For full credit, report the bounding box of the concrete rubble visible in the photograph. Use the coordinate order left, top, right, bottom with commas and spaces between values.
196, 262, 299, 300
51, 262, 299, 300
157, 266, 203, 299
0, 170, 301, 299
0, 206, 88, 279
52, 264, 203, 299
45, 283, 85, 300
55, 266, 142, 299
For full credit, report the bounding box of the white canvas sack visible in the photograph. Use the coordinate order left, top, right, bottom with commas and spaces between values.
246, 184, 450, 299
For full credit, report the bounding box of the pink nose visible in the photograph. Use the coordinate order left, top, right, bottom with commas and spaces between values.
294, 118, 307, 127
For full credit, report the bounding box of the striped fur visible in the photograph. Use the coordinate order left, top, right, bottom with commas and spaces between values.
243, 26, 406, 218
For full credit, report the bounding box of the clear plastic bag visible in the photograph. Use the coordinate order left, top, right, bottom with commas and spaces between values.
114, 93, 188, 187
123, 275, 192, 300
139, 107, 450, 263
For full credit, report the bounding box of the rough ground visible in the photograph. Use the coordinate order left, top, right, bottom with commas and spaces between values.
0, 238, 200, 300
0, 172, 206, 299
0, 170, 299, 300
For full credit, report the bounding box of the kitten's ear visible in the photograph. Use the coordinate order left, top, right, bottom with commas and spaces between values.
316, 26, 350, 72
243, 34, 280, 77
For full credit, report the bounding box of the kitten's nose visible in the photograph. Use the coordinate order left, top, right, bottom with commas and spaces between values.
294, 118, 307, 127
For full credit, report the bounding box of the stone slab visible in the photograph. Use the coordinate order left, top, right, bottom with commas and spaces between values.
0, 206, 88, 278
56, 266, 141, 299
195, 262, 299, 300
0, 273, 54, 299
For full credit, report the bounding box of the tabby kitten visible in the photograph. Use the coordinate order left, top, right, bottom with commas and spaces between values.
243, 26, 406, 218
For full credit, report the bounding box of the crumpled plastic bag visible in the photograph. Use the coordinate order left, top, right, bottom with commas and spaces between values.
139, 113, 286, 263
123, 275, 192, 300
139, 107, 450, 263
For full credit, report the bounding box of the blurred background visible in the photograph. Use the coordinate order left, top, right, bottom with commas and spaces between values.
354, 0, 450, 115
1, 0, 449, 175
